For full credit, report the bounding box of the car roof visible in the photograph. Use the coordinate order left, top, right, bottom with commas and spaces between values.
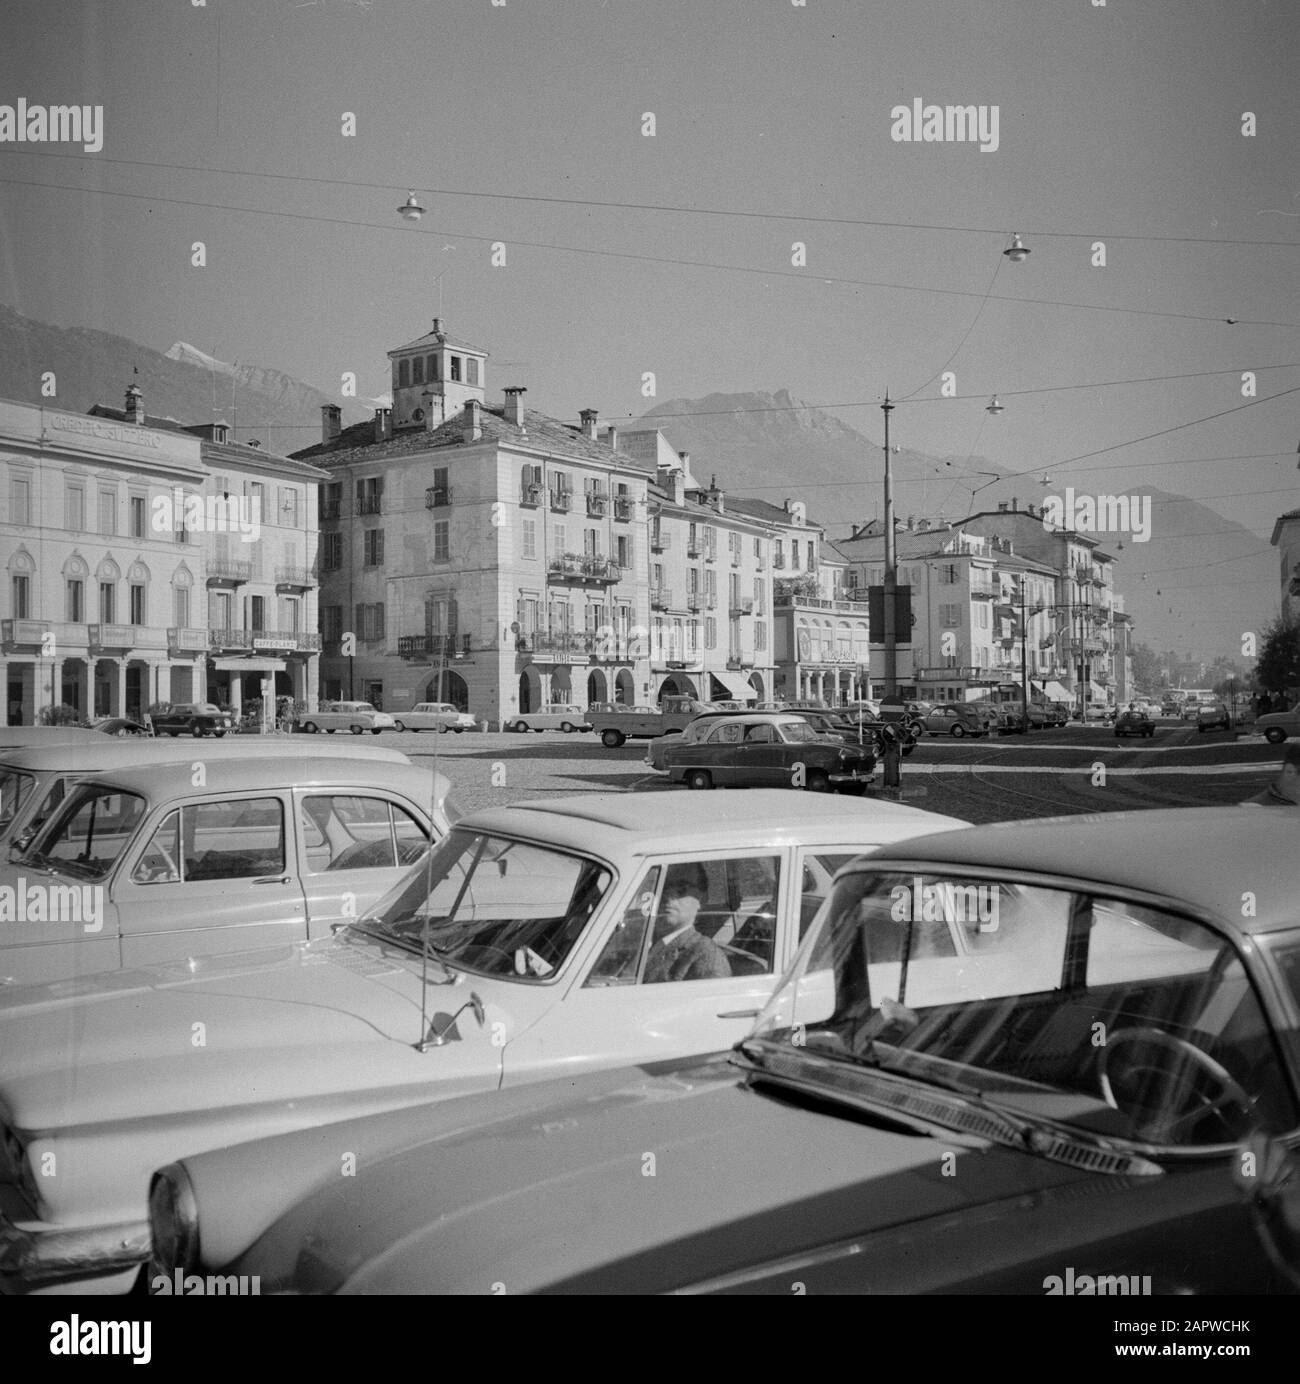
458, 791, 967, 857
74, 756, 454, 801
1, 738, 415, 772
844, 808, 1300, 935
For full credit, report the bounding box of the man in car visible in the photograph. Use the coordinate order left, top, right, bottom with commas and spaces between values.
1243, 743, 1300, 806
644, 864, 731, 983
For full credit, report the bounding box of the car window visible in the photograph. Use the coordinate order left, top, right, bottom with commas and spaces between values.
132, 798, 286, 883
587, 854, 783, 985
300, 794, 429, 872
28, 785, 147, 881
745, 724, 776, 744
778, 722, 817, 743
708, 722, 744, 744
0, 769, 34, 833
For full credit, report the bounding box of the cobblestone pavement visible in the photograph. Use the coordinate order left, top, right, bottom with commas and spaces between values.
384, 720, 1284, 826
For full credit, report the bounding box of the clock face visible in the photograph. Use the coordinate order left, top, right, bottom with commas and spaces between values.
412, 407, 424, 422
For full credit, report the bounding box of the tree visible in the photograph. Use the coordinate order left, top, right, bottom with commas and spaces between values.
1254, 614, 1300, 695
1129, 643, 1164, 692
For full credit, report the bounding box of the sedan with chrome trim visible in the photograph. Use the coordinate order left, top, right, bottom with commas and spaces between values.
0, 791, 965, 1294
661, 713, 875, 792
149, 808, 1300, 1295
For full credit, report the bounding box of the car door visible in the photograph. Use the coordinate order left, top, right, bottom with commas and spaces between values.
113, 790, 310, 965
700, 720, 747, 784
296, 790, 432, 936
501, 849, 792, 1084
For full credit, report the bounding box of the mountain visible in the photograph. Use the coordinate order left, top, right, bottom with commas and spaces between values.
637, 390, 1276, 665
0, 304, 370, 455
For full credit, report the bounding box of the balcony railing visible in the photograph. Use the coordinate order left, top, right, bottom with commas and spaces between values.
425, 486, 453, 508
772, 554, 786, 570
397, 634, 474, 661
358, 496, 383, 515
206, 557, 253, 584
515, 632, 632, 663
585, 493, 608, 517
686, 538, 701, 558
613, 497, 632, 522
320, 499, 341, 521
274, 565, 315, 588
730, 550, 741, 567
651, 528, 670, 551
547, 553, 623, 585
3, 618, 88, 649
248, 630, 321, 653
726, 651, 755, 670
520, 483, 544, 507
729, 597, 755, 616
687, 592, 703, 612
167, 626, 209, 654
549, 489, 572, 512
88, 624, 164, 652
650, 586, 672, 609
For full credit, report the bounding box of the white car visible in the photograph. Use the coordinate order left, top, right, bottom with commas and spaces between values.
505, 703, 591, 733
393, 702, 477, 733
300, 701, 397, 735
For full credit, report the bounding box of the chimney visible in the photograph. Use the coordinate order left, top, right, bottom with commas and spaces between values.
431, 317, 444, 337
373, 407, 392, 443
462, 398, 482, 444
1011, 496, 1019, 511
125, 383, 145, 425
708, 474, 724, 514
906, 515, 915, 531
579, 408, 598, 440
321, 403, 342, 444
603, 425, 619, 451
503, 386, 526, 427
673, 472, 685, 505
997, 501, 1009, 513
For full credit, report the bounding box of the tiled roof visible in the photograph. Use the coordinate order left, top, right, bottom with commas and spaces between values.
89, 404, 191, 435
291, 405, 655, 472
89, 404, 325, 477
390, 327, 487, 355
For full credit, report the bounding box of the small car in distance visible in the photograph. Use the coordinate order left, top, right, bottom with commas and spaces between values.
393, 702, 477, 733
149, 702, 233, 737
504, 703, 590, 733
301, 701, 397, 735
921, 704, 988, 738
662, 713, 875, 792
1197, 701, 1231, 733
1114, 708, 1156, 738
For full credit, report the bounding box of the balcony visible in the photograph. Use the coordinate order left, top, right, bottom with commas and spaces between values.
320, 499, 341, 521
650, 586, 672, 610
651, 527, 670, 552
686, 537, 702, 558
756, 555, 766, 571
425, 486, 453, 509
167, 626, 209, 655
547, 552, 623, 586
686, 592, 703, 612
209, 627, 253, 653
274, 565, 316, 590
549, 489, 572, 513
726, 651, 755, 670
516, 632, 631, 664
397, 634, 475, 662
358, 496, 383, 516
206, 557, 253, 586
2, 618, 88, 650
613, 497, 632, 522
730, 550, 741, 568
520, 482, 544, 507
772, 554, 786, 570
729, 597, 755, 616
88, 624, 161, 654
585, 493, 608, 517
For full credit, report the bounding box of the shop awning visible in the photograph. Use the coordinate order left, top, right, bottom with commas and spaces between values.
212, 658, 287, 673
709, 670, 757, 702
1038, 680, 1071, 702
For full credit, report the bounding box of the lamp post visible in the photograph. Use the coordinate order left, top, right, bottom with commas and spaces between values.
881, 393, 897, 699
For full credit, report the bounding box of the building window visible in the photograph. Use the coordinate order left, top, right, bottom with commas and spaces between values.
363, 529, 384, 566
450, 355, 462, 382
940, 563, 958, 584
129, 495, 146, 538
433, 520, 450, 562
10, 477, 31, 527
248, 482, 266, 526
321, 482, 342, 521
279, 597, 300, 633
98, 581, 115, 623
807, 540, 815, 568
356, 478, 384, 515
939, 603, 960, 627
173, 586, 191, 627
66, 579, 84, 622
354, 603, 386, 642
466, 358, 478, 386
584, 529, 599, 557
322, 606, 343, 643
522, 519, 536, 559
412, 355, 424, 384
322, 531, 343, 570
399, 359, 410, 387
790, 542, 800, 570
280, 489, 299, 527
65, 485, 85, 532
249, 595, 265, 632
129, 583, 146, 625
755, 620, 767, 652
616, 534, 630, 569
705, 616, 717, 650
12, 573, 30, 618
554, 523, 566, 554
98, 489, 116, 536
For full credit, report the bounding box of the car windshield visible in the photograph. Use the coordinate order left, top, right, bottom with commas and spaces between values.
0, 768, 35, 833
777, 722, 819, 743
24, 782, 147, 880
354, 828, 612, 980
746, 869, 1296, 1152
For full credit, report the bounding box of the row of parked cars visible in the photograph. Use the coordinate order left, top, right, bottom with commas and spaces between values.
3, 725, 1300, 1295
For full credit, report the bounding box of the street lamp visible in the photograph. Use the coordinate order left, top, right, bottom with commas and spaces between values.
986, 395, 1005, 415
397, 191, 425, 221
1003, 233, 1031, 264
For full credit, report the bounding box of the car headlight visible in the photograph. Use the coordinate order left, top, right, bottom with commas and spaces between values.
148, 1164, 200, 1275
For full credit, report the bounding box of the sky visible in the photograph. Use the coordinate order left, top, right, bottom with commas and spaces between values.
1, 0, 1297, 620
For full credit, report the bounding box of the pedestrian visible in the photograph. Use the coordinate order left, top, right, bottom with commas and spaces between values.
1243, 743, 1300, 806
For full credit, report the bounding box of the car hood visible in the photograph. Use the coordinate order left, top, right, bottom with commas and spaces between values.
235, 1059, 1102, 1294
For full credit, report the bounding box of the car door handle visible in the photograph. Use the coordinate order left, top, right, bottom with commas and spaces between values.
717, 1008, 761, 1019
253, 876, 292, 885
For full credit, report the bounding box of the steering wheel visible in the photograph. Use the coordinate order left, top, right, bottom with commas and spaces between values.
1099, 1026, 1255, 1143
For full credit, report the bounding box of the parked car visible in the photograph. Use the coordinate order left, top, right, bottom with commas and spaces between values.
662, 713, 876, 792
151, 807, 1300, 1295
0, 791, 967, 1293
300, 700, 397, 735
504, 703, 590, 733
91, 717, 153, 737
921, 703, 988, 738
393, 702, 477, 733
1196, 701, 1231, 733
1114, 708, 1156, 738
1083, 702, 1116, 723
1255, 703, 1300, 745
149, 702, 233, 737
0, 754, 458, 985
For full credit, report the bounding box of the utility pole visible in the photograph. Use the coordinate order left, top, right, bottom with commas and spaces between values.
881, 393, 897, 698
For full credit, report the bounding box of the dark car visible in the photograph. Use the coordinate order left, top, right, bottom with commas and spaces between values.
662, 712, 875, 793
1114, 709, 1155, 738
146, 807, 1300, 1295
921, 703, 988, 738
91, 717, 153, 737
1197, 701, 1231, 733
149, 702, 232, 738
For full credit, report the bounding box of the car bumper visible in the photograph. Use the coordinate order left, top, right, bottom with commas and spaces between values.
828, 769, 875, 784
0, 1203, 149, 1293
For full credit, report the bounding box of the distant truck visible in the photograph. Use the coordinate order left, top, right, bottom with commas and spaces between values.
586, 696, 715, 748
